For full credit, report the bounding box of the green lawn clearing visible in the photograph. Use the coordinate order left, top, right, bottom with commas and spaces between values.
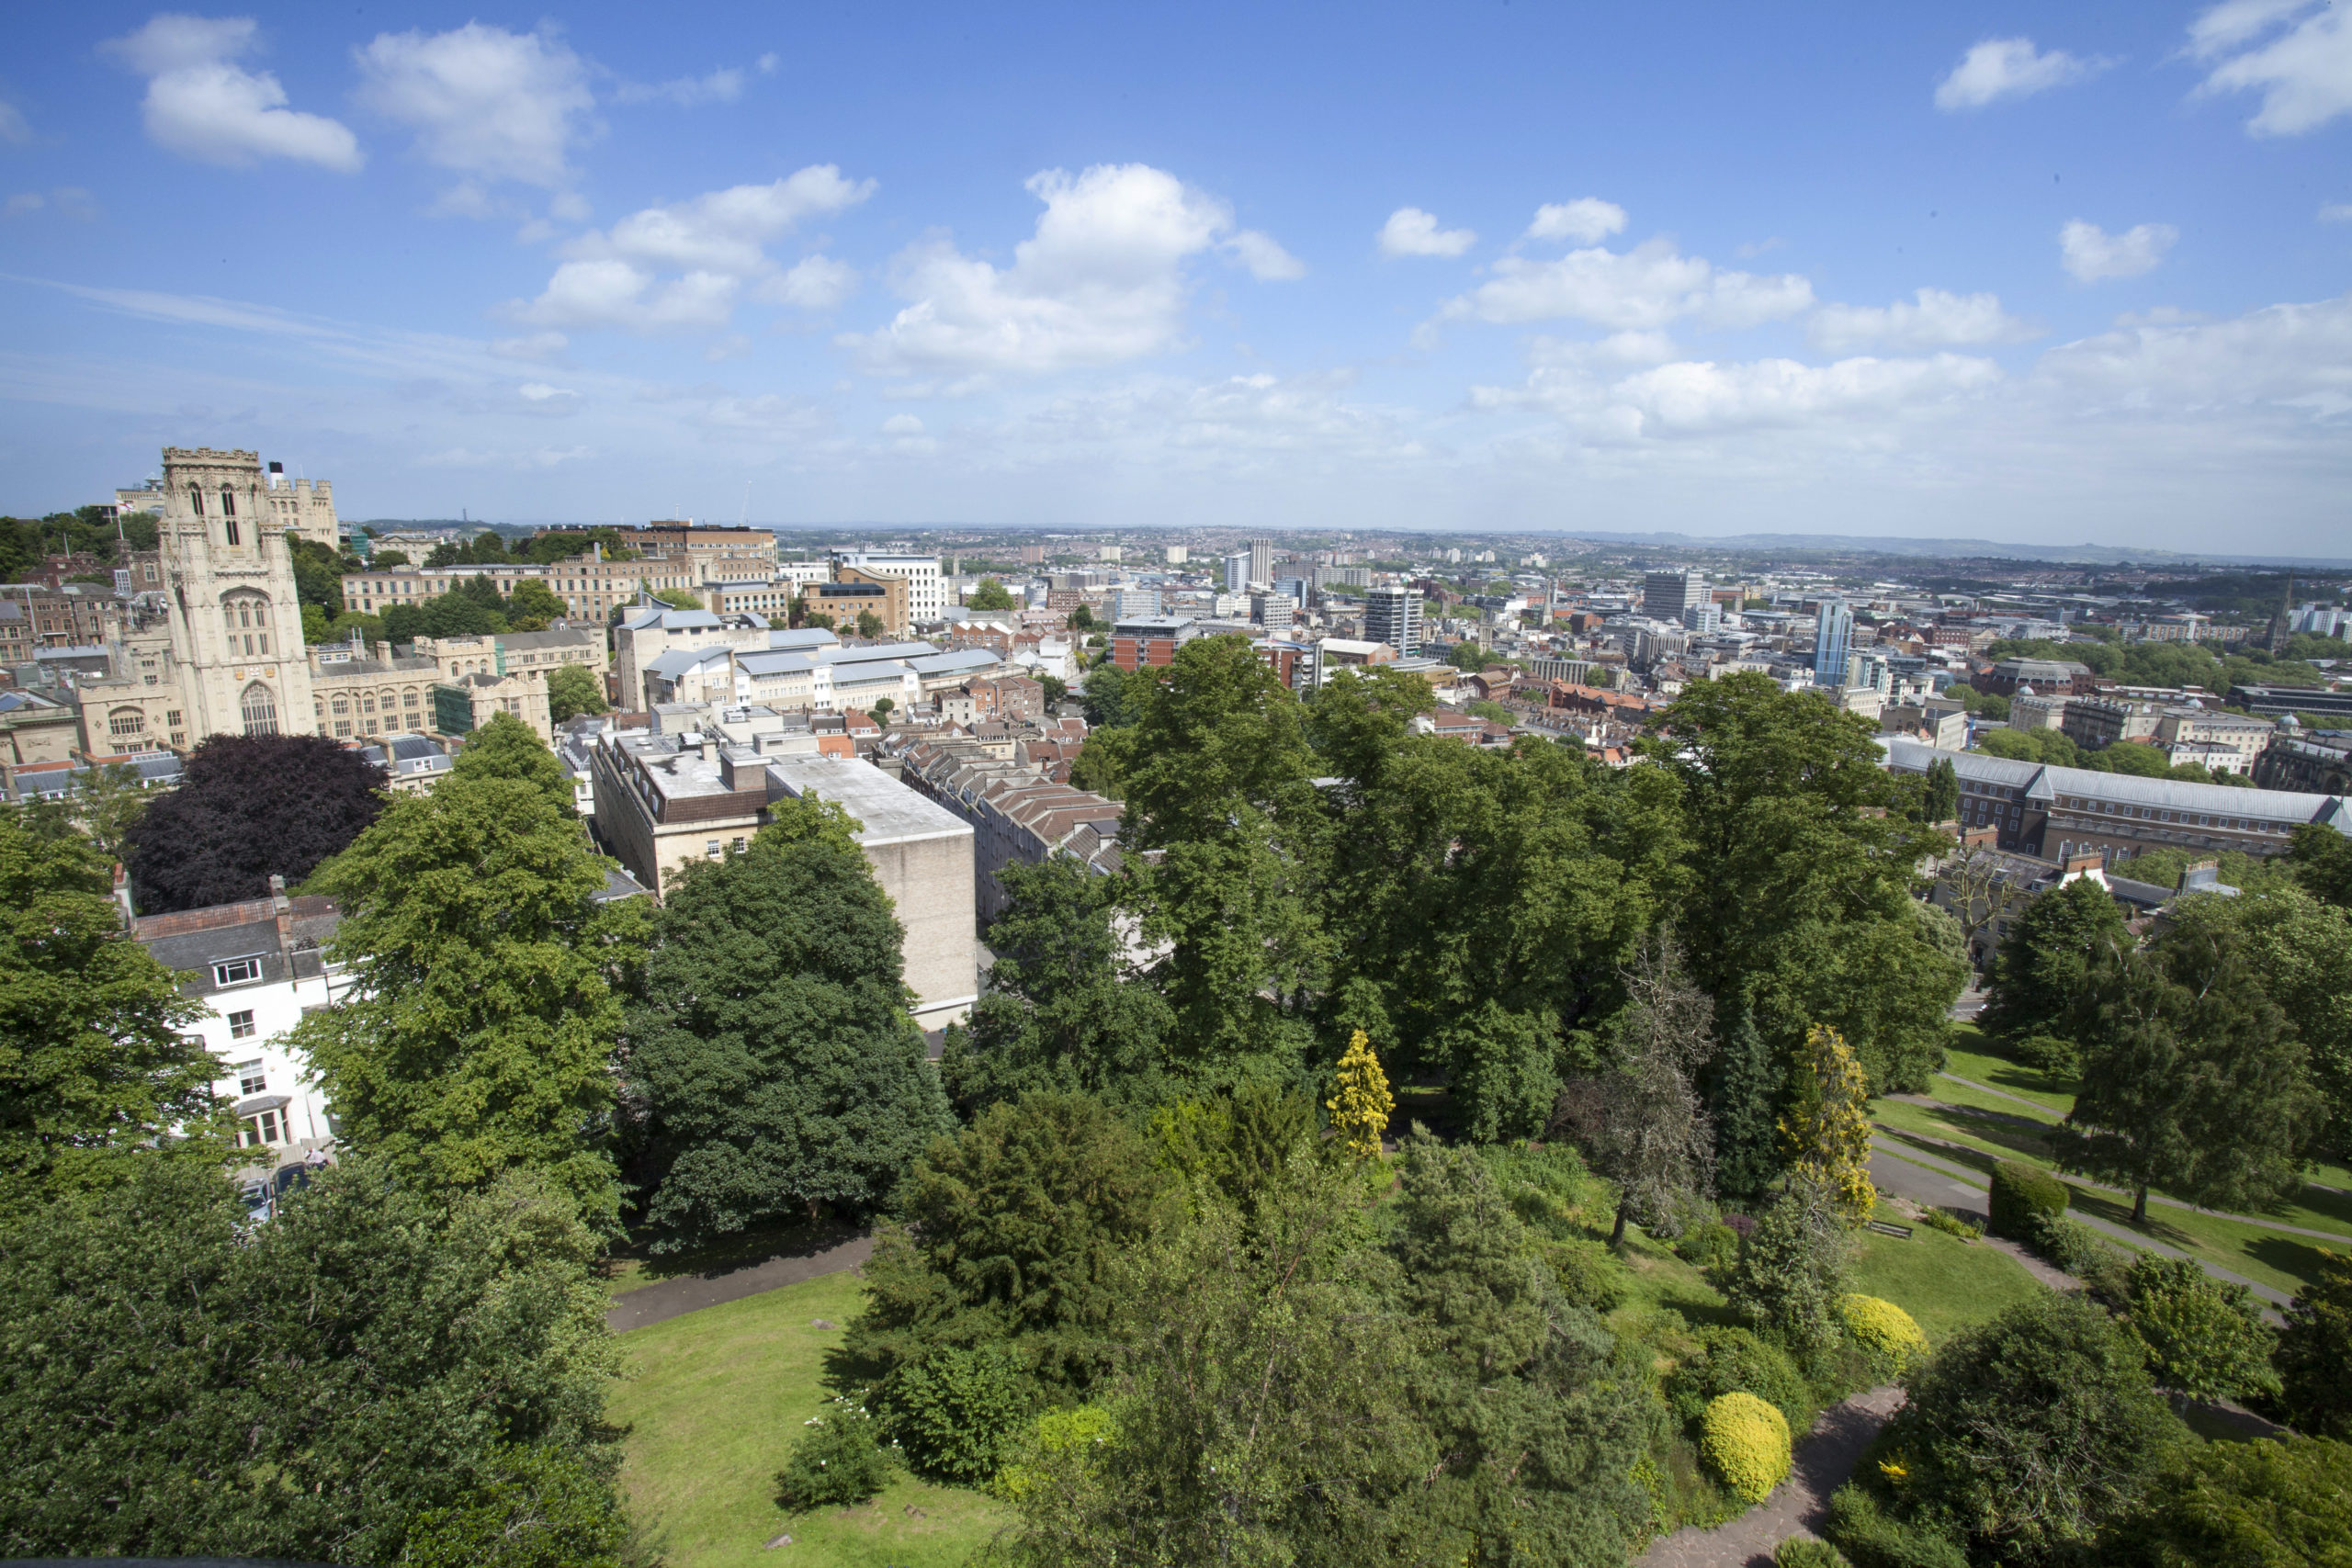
1939, 1025, 2078, 1115
1849, 1201, 2044, 1348
608, 1271, 1004, 1568
1871, 1102, 2346, 1298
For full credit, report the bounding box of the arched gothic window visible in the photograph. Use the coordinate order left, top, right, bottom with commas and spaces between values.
188, 485, 205, 516
240, 682, 279, 736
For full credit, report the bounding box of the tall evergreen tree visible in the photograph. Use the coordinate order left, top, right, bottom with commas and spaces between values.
292, 774, 642, 1228
940, 856, 1171, 1113
1552, 934, 1716, 1244
0, 815, 225, 1205
1710, 1002, 1783, 1204
1981, 874, 2130, 1044
1922, 757, 1960, 824
623, 795, 949, 1247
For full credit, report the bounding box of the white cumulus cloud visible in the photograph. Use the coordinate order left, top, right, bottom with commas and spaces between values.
1934, 38, 2105, 110
355, 22, 595, 189
516, 166, 872, 333
1379, 207, 1476, 257
843, 163, 1296, 376
1607, 354, 2002, 434
1440, 235, 1814, 332
2061, 220, 2178, 281
614, 66, 747, 107
2189, 0, 2352, 135
1525, 198, 1626, 244
1809, 288, 2040, 352
99, 15, 361, 171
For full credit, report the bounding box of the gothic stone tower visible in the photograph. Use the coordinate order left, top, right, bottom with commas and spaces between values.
156, 447, 317, 742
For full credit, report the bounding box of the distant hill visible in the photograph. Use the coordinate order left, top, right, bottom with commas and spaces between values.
1555, 531, 2352, 569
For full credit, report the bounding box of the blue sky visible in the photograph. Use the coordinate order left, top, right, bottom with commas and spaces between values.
3, 2, 2348, 552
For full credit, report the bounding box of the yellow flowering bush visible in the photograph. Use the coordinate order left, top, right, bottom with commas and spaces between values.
1698, 1390, 1792, 1504
1841, 1293, 1931, 1374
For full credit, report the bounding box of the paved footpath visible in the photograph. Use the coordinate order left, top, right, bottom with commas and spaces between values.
1930, 1077, 2352, 1245
1870, 1135, 2289, 1310
605, 1234, 873, 1333
1638, 1386, 1906, 1568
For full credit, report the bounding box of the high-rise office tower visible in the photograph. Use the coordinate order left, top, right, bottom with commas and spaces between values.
1249, 540, 1274, 588
1642, 570, 1708, 622
1815, 598, 1854, 682
1223, 550, 1252, 595
1365, 584, 1422, 655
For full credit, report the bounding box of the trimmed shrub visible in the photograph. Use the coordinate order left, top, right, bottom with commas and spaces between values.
2028, 1213, 2132, 1299
884, 1344, 1029, 1484
1539, 1236, 1630, 1313
1824, 1484, 1969, 1568
1841, 1295, 1931, 1378
1987, 1159, 2067, 1240
2278, 1249, 2352, 1439
1699, 1391, 1792, 1504
1774, 1538, 1849, 1568
1666, 1325, 1809, 1428
776, 1398, 893, 1510
1676, 1221, 1742, 1280
2012, 1034, 2079, 1077
1915, 1207, 1980, 1242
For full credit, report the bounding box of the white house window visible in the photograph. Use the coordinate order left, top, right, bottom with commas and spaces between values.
239, 1109, 283, 1147
229, 1009, 257, 1039
234, 1058, 266, 1093
212, 955, 265, 987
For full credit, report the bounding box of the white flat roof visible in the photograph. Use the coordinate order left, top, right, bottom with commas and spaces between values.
764, 756, 971, 846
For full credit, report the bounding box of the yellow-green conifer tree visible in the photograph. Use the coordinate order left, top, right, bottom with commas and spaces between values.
1328, 1029, 1394, 1160
1781, 1024, 1874, 1225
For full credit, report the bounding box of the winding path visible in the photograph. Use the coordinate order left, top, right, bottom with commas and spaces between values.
1638, 1387, 1905, 1568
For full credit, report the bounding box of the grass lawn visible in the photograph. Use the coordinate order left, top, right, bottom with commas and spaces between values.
1849, 1201, 2044, 1347
608, 1271, 1004, 1568
1871, 1101, 2346, 1298
603, 1219, 856, 1298
1939, 1025, 2078, 1115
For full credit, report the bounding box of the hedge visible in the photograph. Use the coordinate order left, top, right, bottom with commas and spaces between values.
1666, 1325, 1809, 1428
1988, 1159, 2067, 1240
1700, 1391, 1792, 1504
1841, 1294, 1931, 1375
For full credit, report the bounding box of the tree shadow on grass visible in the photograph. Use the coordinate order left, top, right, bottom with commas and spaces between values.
1889, 1103, 2057, 1165
2061, 1185, 2201, 1252
604, 1215, 864, 1288
2249, 1234, 2331, 1293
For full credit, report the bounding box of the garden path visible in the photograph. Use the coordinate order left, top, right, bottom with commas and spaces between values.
605, 1234, 873, 1332
1637, 1386, 1905, 1568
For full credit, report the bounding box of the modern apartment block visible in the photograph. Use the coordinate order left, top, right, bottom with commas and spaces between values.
1642, 570, 1707, 623
1364, 585, 1423, 656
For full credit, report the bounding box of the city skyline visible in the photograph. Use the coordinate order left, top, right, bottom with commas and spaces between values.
3, 2, 2349, 551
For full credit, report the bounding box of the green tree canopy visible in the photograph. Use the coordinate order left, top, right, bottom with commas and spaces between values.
453, 711, 577, 816
1883, 1292, 2184, 1565
1982, 874, 2131, 1043
847, 1092, 1170, 1393
2277, 1247, 2352, 1439
504, 578, 568, 630
2103, 1436, 2352, 1568
1645, 671, 1962, 1091
2056, 906, 2322, 1222
0, 816, 224, 1206
967, 577, 1016, 611
0, 1160, 630, 1564
622, 796, 949, 1247
546, 662, 608, 725
941, 856, 1172, 1113
292, 774, 643, 1229
1123, 636, 1329, 1086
